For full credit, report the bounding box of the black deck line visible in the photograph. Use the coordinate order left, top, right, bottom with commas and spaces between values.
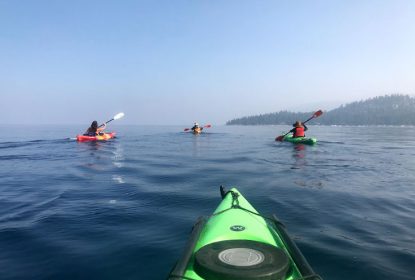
271, 214, 322, 280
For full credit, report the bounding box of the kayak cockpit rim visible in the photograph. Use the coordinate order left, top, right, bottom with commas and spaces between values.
168, 217, 206, 279
269, 214, 322, 280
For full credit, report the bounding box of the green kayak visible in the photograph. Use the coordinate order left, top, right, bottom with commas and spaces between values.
168, 187, 321, 280
282, 134, 317, 145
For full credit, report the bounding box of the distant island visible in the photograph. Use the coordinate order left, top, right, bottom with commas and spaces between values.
226, 94, 415, 126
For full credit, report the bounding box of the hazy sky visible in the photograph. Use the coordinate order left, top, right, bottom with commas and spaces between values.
1, 0, 414, 125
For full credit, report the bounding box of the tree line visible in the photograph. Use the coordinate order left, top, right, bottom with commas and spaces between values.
226, 94, 415, 125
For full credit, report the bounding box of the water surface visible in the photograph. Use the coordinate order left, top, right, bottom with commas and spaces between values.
0, 125, 414, 279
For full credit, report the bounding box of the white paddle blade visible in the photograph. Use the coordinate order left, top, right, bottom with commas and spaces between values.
114, 112, 125, 120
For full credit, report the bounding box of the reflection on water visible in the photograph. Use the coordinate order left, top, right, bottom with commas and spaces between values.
112, 175, 125, 184
293, 144, 306, 157
191, 132, 212, 157
112, 141, 125, 167
192, 133, 202, 157
291, 144, 306, 169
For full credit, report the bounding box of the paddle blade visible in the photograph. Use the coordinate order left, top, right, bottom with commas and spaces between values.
114, 112, 125, 120
184, 128, 190, 131
204, 124, 211, 128
313, 110, 323, 118
275, 135, 284, 141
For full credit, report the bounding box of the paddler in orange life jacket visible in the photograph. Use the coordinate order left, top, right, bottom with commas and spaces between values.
84, 121, 106, 136
290, 121, 308, 138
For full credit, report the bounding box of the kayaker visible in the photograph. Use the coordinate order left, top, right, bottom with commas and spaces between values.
84, 121, 106, 136
191, 122, 200, 132
290, 121, 308, 138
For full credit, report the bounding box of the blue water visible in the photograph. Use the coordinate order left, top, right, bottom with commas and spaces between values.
0, 125, 414, 280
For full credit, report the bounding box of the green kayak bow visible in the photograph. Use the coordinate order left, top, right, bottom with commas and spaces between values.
168, 187, 322, 280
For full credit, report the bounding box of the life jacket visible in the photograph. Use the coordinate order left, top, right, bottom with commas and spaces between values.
293, 127, 305, 138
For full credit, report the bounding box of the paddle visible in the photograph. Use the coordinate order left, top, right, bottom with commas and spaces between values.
275, 110, 323, 141
99, 112, 125, 128
184, 124, 211, 132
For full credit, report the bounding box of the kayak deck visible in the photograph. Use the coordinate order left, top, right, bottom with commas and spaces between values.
168, 187, 321, 280
282, 134, 317, 145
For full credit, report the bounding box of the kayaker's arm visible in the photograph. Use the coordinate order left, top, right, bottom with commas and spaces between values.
303, 124, 308, 131
97, 123, 106, 133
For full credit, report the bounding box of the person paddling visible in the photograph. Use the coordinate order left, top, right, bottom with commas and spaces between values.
290, 121, 308, 138
191, 122, 201, 133
184, 123, 211, 133
275, 110, 322, 142
84, 121, 106, 136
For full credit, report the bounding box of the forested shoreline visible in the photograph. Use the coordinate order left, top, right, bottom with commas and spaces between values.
226, 95, 415, 125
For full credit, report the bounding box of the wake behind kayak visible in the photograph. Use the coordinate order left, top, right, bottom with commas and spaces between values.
168, 187, 322, 280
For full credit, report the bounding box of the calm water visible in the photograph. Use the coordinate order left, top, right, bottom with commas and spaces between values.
0, 125, 414, 280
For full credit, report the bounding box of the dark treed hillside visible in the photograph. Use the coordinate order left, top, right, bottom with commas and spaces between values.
226, 95, 415, 125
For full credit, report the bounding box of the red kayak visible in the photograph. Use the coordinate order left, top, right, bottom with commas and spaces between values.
76, 132, 116, 142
